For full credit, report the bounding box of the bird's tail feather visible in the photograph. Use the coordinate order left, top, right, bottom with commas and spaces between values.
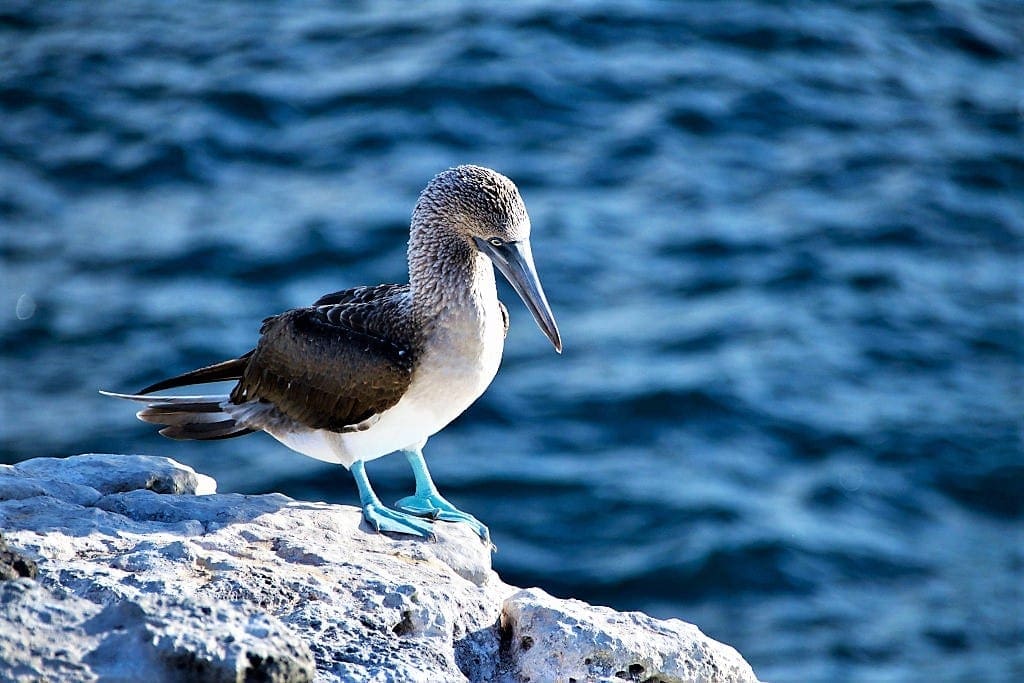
136, 353, 252, 395
99, 391, 254, 440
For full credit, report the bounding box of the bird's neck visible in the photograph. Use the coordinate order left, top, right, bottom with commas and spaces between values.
407, 226, 497, 326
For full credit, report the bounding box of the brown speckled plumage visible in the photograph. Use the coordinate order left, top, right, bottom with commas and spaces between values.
103, 165, 561, 539
231, 285, 415, 432
116, 166, 539, 444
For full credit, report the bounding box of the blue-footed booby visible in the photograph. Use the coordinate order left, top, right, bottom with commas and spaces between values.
103, 165, 561, 542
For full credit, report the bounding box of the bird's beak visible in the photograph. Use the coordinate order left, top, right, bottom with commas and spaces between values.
474, 237, 562, 353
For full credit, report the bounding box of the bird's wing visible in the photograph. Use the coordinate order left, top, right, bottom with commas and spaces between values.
135, 354, 253, 394
498, 300, 509, 338
312, 284, 399, 307
231, 284, 416, 432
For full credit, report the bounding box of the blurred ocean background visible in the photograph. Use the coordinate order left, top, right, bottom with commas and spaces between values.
2, 2, 1022, 680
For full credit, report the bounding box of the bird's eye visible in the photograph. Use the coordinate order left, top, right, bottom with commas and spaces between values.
488, 237, 504, 247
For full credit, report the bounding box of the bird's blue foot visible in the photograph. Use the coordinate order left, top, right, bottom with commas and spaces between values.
351, 459, 435, 540
361, 500, 437, 540
396, 445, 491, 542
395, 492, 490, 541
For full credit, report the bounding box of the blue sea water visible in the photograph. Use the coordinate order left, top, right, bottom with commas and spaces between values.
2, 1, 1022, 680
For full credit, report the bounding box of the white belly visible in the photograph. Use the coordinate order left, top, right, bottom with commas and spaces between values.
266, 297, 506, 469
266, 396, 451, 468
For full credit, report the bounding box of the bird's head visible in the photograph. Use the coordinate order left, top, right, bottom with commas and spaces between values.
412, 165, 562, 353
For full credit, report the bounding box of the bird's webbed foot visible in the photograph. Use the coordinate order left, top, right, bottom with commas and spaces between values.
395, 492, 490, 541
361, 501, 437, 540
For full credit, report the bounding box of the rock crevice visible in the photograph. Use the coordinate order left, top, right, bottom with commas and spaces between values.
0, 454, 759, 683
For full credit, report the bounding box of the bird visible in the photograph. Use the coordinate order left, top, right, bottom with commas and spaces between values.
102, 165, 562, 542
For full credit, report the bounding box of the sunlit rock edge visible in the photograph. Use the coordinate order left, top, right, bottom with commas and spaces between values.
0, 454, 760, 683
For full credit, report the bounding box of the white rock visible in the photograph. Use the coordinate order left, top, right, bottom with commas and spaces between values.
8, 453, 217, 496
0, 453, 761, 683
501, 588, 759, 683
0, 578, 313, 683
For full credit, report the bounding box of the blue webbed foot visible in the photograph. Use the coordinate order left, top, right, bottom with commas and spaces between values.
397, 445, 492, 543
351, 459, 435, 540
395, 492, 490, 541
361, 501, 437, 540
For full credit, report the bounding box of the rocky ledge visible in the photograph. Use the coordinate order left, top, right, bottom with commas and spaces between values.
0, 454, 759, 683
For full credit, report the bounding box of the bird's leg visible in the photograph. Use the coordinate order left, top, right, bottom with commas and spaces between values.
351, 460, 435, 539
395, 446, 490, 541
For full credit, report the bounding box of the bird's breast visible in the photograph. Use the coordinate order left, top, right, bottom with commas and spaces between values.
407, 297, 506, 427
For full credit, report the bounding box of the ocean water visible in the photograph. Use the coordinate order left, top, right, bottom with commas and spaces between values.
2, 2, 1022, 680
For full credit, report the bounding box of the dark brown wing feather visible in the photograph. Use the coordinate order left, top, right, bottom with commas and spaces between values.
498, 300, 509, 338
230, 284, 415, 432
138, 354, 252, 394
313, 284, 398, 307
